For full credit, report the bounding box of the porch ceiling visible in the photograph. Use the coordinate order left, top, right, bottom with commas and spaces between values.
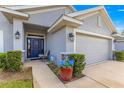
24, 23, 49, 31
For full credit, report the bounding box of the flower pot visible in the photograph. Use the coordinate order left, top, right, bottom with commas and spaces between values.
59, 67, 73, 81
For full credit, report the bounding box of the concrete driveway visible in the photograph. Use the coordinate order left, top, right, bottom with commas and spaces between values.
83, 61, 124, 88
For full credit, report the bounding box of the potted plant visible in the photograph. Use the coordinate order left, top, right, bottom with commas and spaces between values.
59, 58, 75, 81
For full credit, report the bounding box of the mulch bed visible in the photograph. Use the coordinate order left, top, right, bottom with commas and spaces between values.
48, 63, 85, 84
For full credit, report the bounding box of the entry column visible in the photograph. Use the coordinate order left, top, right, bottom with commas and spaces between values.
13, 18, 25, 61
13, 18, 24, 50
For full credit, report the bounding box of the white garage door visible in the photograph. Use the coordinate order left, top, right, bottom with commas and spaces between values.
76, 34, 112, 65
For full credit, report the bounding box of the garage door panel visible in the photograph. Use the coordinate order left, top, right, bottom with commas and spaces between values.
76, 34, 112, 65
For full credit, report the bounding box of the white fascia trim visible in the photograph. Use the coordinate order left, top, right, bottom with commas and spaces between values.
63, 15, 83, 25
47, 16, 63, 32
76, 29, 113, 40
102, 7, 117, 32
68, 5, 77, 12
47, 15, 83, 32
26, 7, 66, 14
116, 40, 124, 42
0, 7, 29, 18
6, 5, 45, 10
112, 34, 124, 38
6, 5, 76, 11
67, 6, 104, 17
7, 5, 76, 12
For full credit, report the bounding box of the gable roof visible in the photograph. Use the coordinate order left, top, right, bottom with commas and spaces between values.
48, 15, 83, 33
0, 6, 29, 18
3, 5, 76, 12
0, 5, 76, 23
0, 6, 29, 22
67, 6, 116, 32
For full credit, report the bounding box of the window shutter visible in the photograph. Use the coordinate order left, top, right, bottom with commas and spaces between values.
97, 15, 102, 27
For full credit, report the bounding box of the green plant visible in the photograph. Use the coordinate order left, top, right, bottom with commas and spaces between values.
114, 51, 124, 61
0, 53, 7, 70
7, 50, 23, 72
69, 54, 85, 77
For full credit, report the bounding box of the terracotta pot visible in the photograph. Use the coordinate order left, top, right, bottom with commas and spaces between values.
59, 67, 73, 81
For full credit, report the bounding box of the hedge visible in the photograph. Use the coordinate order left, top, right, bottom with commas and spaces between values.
114, 51, 124, 61
7, 50, 23, 72
0, 53, 7, 70
69, 54, 86, 77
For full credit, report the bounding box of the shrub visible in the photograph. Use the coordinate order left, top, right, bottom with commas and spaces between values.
7, 50, 23, 72
69, 54, 86, 77
0, 53, 7, 70
114, 51, 124, 61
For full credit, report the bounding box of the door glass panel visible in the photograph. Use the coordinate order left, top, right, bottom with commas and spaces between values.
27, 38, 44, 58
28, 39, 30, 49
27, 38, 31, 58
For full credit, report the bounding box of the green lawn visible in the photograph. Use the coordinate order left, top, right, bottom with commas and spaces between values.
0, 79, 33, 88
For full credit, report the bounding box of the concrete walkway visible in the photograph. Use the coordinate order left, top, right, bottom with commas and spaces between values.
25, 60, 124, 88
24, 60, 65, 88
24, 60, 107, 88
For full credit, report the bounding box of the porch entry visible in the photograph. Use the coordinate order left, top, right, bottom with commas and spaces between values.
27, 36, 44, 59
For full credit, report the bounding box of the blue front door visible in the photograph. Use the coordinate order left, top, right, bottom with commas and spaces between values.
27, 38, 44, 58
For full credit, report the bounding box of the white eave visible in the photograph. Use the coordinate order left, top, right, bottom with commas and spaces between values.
4, 5, 44, 10
116, 40, 124, 42
76, 29, 114, 40
5, 5, 76, 12
112, 33, 123, 38
47, 15, 83, 33
67, 6, 104, 17
0, 7, 29, 20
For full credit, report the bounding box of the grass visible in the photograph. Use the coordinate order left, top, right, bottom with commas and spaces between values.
0, 79, 33, 88
0, 67, 33, 88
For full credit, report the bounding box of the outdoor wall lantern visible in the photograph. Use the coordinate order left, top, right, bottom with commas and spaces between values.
15, 31, 20, 39
68, 32, 74, 42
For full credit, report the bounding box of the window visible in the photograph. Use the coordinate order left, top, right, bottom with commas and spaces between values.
0, 30, 4, 52
97, 15, 102, 27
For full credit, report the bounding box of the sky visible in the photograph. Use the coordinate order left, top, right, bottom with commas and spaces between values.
74, 5, 124, 33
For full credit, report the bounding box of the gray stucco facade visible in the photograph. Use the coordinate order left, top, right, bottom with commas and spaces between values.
0, 6, 116, 65
75, 13, 113, 64
78, 13, 112, 36
115, 40, 124, 51
0, 12, 13, 52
